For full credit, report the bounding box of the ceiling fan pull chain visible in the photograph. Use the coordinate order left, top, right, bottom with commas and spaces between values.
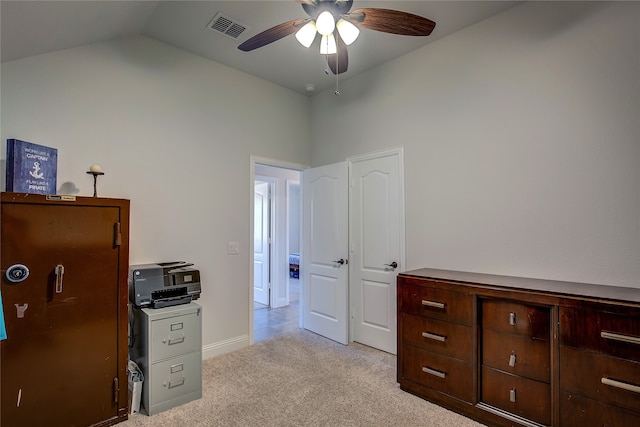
335, 32, 341, 96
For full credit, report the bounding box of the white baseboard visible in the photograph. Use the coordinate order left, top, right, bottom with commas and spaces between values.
202, 334, 249, 360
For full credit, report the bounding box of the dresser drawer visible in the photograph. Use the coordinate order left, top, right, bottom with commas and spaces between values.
400, 282, 473, 325
560, 345, 640, 413
401, 345, 473, 403
481, 366, 551, 426
148, 351, 202, 413
150, 310, 202, 362
560, 390, 640, 427
402, 313, 472, 361
560, 306, 640, 360
482, 299, 550, 339
482, 328, 550, 383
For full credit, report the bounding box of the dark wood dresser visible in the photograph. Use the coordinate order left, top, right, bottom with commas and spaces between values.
397, 268, 640, 427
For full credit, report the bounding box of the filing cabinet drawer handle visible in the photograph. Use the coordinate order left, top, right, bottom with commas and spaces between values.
167, 378, 185, 389
422, 300, 446, 309
422, 366, 446, 379
601, 331, 640, 346
601, 377, 640, 394
168, 337, 185, 345
422, 331, 446, 342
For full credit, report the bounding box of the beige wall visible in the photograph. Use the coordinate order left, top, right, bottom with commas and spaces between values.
309, 1, 640, 288
1, 35, 311, 357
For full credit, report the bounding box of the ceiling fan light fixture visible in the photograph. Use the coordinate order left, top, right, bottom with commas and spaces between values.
320, 34, 337, 55
316, 11, 335, 36
336, 19, 359, 45
295, 21, 317, 47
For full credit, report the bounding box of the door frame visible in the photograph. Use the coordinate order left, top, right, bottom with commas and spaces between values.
249, 156, 308, 345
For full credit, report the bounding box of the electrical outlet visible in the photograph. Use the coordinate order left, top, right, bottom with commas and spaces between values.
228, 241, 240, 255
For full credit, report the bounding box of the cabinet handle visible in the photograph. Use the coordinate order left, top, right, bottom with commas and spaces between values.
510, 388, 517, 403
422, 366, 446, 379
168, 336, 185, 345
422, 300, 446, 309
422, 331, 446, 342
509, 312, 516, 326
167, 378, 185, 389
601, 331, 640, 346
54, 264, 65, 294
601, 377, 640, 394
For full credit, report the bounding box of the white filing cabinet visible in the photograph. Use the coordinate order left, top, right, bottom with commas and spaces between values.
130, 302, 202, 415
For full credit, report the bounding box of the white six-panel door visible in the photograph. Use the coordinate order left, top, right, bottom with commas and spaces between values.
301, 162, 349, 345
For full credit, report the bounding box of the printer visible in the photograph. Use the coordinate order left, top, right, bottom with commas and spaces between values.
129, 261, 201, 308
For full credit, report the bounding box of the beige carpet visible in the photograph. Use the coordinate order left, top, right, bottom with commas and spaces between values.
120, 330, 485, 427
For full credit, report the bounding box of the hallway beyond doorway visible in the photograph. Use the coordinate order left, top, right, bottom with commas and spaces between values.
254, 277, 300, 342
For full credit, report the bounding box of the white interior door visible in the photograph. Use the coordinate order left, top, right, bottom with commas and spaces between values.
254, 180, 270, 306
349, 149, 404, 354
301, 162, 348, 345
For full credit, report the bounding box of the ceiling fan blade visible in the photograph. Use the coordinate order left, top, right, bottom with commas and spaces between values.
348, 8, 436, 36
238, 19, 307, 52
326, 33, 348, 75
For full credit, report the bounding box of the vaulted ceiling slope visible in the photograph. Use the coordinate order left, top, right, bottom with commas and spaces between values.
1, 1, 520, 95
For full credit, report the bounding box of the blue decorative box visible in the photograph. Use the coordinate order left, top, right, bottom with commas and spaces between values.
6, 139, 58, 194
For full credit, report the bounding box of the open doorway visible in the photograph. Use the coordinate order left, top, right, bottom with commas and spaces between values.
252, 162, 302, 343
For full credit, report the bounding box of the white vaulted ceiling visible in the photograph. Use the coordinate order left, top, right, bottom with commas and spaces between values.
1, 1, 520, 95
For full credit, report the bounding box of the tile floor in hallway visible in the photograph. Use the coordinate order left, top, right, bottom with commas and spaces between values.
254, 277, 300, 343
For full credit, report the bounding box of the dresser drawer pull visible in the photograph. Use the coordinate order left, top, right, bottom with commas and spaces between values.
601, 377, 640, 394
422, 331, 446, 342
422, 300, 446, 309
422, 366, 446, 379
601, 331, 640, 346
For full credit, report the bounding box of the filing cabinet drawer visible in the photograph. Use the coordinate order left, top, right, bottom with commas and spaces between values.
482, 328, 550, 383
402, 345, 473, 403
481, 366, 551, 426
400, 282, 473, 325
560, 306, 640, 360
149, 351, 203, 413
150, 310, 202, 362
560, 345, 640, 413
402, 313, 472, 361
482, 299, 550, 339
560, 390, 640, 427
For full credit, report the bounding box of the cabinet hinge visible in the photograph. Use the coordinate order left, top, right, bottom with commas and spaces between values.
113, 377, 119, 403
114, 222, 122, 247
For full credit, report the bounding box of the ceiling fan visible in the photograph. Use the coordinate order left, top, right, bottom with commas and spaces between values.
238, 0, 436, 75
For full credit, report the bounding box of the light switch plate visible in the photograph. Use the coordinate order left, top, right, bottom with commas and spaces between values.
228, 241, 240, 255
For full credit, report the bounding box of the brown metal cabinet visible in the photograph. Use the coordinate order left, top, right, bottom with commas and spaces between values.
1, 192, 130, 427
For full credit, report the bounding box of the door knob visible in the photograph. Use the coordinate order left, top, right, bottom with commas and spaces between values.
384, 261, 398, 270
332, 259, 345, 265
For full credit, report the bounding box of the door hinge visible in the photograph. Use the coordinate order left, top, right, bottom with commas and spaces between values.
113, 377, 119, 403
114, 222, 122, 247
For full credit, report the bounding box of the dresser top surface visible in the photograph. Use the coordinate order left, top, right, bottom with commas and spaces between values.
400, 268, 640, 304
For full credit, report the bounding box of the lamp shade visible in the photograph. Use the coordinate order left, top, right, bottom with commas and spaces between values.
295, 21, 317, 48
336, 19, 359, 45
320, 34, 337, 54
316, 11, 335, 36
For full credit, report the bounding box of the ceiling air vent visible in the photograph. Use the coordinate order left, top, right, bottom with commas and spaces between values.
207, 12, 248, 40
